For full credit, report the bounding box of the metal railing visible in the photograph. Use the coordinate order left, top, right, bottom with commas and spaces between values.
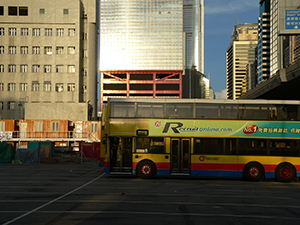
3, 131, 100, 142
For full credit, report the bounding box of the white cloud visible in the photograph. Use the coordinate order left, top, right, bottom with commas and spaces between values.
205, 0, 258, 15
215, 89, 227, 99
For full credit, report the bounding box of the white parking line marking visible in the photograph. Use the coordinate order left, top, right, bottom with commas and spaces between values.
2, 173, 105, 225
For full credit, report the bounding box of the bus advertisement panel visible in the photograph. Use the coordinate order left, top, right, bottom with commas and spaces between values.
149, 119, 300, 139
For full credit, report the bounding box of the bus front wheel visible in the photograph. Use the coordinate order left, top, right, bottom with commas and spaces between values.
137, 160, 156, 179
275, 163, 295, 182
244, 162, 264, 181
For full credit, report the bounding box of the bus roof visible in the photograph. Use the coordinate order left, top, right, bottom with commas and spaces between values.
107, 98, 300, 105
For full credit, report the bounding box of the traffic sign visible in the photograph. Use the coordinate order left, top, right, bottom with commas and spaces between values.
285, 10, 300, 30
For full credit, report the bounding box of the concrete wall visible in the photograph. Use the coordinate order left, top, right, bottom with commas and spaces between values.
25, 102, 88, 121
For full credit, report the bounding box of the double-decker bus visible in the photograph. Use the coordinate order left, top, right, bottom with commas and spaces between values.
101, 98, 300, 182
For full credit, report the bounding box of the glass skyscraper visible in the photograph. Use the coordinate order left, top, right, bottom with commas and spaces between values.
100, 0, 183, 71
183, 0, 204, 73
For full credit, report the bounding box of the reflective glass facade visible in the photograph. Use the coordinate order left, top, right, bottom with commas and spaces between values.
100, 0, 183, 71
183, 0, 204, 73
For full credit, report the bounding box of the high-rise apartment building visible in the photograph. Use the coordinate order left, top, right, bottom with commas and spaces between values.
183, 0, 204, 73
226, 24, 258, 99
257, 0, 270, 84
270, 0, 279, 76
0, 0, 98, 120
99, 0, 184, 110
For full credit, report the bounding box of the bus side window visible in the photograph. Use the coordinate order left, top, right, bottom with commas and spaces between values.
238, 139, 267, 155
269, 139, 299, 156
224, 139, 236, 155
194, 138, 223, 155
136, 137, 164, 154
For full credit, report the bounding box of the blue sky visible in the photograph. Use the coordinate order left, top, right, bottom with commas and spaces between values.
204, 0, 259, 99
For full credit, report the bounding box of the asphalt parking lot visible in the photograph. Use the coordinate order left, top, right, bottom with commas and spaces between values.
1, 163, 300, 225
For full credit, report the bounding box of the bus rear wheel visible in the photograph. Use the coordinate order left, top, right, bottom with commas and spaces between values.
275, 163, 295, 182
137, 160, 156, 179
244, 163, 264, 181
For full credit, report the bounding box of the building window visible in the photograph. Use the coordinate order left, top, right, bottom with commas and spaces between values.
9, 28, 16, 36
19, 7, 28, 16
56, 28, 64, 36
68, 28, 75, 36
32, 46, 40, 54
32, 81, 40, 91
68, 46, 75, 54
63, 9, 69, 15
8, 102, 15, 110
83, 68, 87, 76
0, 46, 4, 54
21, 28, 29, 36
67, 83, 75, 92
68, 65, 75, 73
9, 46, 16, 54
52, 122, 59, 132
39, 9, 45, 14
83, 50, 87, 57
8, 7, 17, 16
45, 28, 52, 36
0, 28, 4, 35
20, 83, 28, 91
56, 65, 63, 73
44, 81, 51, 91
83, 33, 87, 40
0, 121, 5, 130
33, 28, 40, 36
20, 64, 28, 73
20, 46, 28, 54
0, 83, 4, 91
0, 6, 3, 16
56, 83, 64, 92
83, 85, 87, 93
56, 46, 64, 55
44, 46, 52, 55
35, 121, 43, 132
44, 65, 52, 73
8, 65, 16, 73
32, 65, 40, 73
8, 83, 16, 91
0, 65, 4, 73
91, 123, 98, 133
0, 102, 3, 110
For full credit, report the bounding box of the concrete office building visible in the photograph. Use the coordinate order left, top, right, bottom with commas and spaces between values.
285, 35, 300, 66
243, 60, 258, 95
270, 0, 300, 77
226, 23, 258, 99
240, 1, 300, 100
0, 0, 98, 120
99, 0, 184, 110
183, 0, 204, 73
257, 0, 270, 84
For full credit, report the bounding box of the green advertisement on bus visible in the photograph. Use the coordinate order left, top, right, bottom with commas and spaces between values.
149, 119, 300, 138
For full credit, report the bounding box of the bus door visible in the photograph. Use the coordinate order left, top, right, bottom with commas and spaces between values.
171, 138, 191, 174
110, 137, 132, 173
